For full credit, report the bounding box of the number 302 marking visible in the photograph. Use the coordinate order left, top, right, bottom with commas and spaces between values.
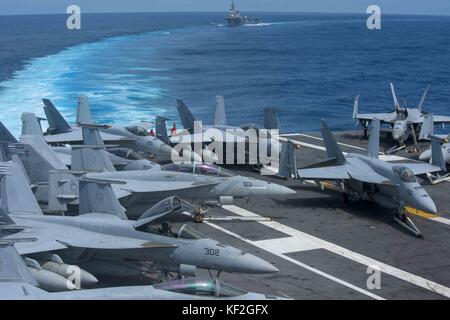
204, 248, 220, 256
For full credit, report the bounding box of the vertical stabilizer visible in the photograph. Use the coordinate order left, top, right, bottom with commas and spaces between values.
418, 84, 430, 112
21, 113, 44, 137
0, 162, 43, 215
214, 96, 227, 126
264, 108, 281, 131
76, 95, 93, 125
277, 140, 298, 178
43, 99, 72, 133
367, 119, 380, 158
79, 178, 127, 219
431, 139, 447, 172
419, 114, 434, 140
155, 116, 170, 144
320, 120, 346, 165
176, 99, 196, 133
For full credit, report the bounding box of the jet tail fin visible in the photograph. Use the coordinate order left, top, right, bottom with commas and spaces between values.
0, 121, 18, 144
79, 178, 127, 219
18, 134, 67, 184
76, 95, 93, 125
352, 95, 360, 119
320, 120, 346, 165
418, 84, 430, 112
214, 95, 227, 126
431, 139, 447, 172
367, 119, 380, 158
277, 140, 298, 178
0, 162, 43, 215
390, 83, 401, 111
21, 113, 45, 137
176, 99, 196, 133
71, 145, 116, 172
155, 116, 170, 144
264, 108, 281, 131
419, 114, 434, 140
0, 243, 38, 287
43, 99, 72, 133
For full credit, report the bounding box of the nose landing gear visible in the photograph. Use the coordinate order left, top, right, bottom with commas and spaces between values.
394, 207, 424, 239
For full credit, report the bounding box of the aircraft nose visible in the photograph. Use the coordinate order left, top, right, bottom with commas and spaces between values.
418, 197, 437, 214
237, 254, 279, 274
267, 183, 297, 196
419, 149, 431, 162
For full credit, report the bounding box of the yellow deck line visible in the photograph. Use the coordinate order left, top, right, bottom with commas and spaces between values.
404, 206, 439, 219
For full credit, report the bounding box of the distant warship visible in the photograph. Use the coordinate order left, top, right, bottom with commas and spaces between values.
224, 1, 262, 26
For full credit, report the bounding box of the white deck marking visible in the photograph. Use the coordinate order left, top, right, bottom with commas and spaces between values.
279, 135, 406, 162
283, 133, 367, 151
431, 216, 450, 226
205, 221, 385, 300
221, 205, 450, 299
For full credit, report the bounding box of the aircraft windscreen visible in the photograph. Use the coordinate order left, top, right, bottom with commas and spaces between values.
125, 126, 149, 137
154, 278, 247, 297
393, 166, 417, 182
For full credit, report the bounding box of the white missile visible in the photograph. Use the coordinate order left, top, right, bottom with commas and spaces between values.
39, 261, 98, 288
27, 267, 77, 292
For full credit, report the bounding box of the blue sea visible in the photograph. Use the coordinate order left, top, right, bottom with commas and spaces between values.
1, 12, 450, 136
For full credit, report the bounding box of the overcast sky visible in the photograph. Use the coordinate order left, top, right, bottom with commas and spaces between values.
1, 0, 450, 16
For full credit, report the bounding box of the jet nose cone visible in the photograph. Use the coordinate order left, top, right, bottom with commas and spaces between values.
419, 150, 431, 161
238, 254, 279, 274
268, 183, 297, 196
420, 197, 437, 214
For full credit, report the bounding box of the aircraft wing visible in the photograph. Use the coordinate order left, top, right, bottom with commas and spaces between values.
45, 130, 133, 144
112, 179, 220, 194
298, 162, 395, 185
6, 220, 175, 256
432, 115, 450, 124
401, 162, 442, 176
297, 165, 351, 180
355, 112, 397, 124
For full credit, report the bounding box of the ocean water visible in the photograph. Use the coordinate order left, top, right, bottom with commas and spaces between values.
1, 13, 450, 136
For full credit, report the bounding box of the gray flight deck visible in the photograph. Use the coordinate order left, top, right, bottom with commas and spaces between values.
178, 130, 450, 300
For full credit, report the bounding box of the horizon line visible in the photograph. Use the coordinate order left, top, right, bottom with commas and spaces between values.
1, 10, 450, 18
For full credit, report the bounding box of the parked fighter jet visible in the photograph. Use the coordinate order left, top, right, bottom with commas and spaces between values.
0, 113, 294, 217
278, 119, 446, 238
173, 96, 281, 165
0, 242, 283, 300
419, 114, 450, 169
353, 83, 450, 153
0, 161, 279, 291
50, 107, 295, 217
41, 96, 176, 162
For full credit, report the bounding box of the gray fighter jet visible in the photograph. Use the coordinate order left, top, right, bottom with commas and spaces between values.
419, 114, 450, 167
0, 113, 294, 217
173, 96, 281, 165
353, 83, 450, 152
278, 119, 446, 238
41, 96, 176, 162
0, 242, 283, 300
0, 161, 279, 291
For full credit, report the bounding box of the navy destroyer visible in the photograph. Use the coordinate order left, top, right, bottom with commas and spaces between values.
224, 1, 262, 26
